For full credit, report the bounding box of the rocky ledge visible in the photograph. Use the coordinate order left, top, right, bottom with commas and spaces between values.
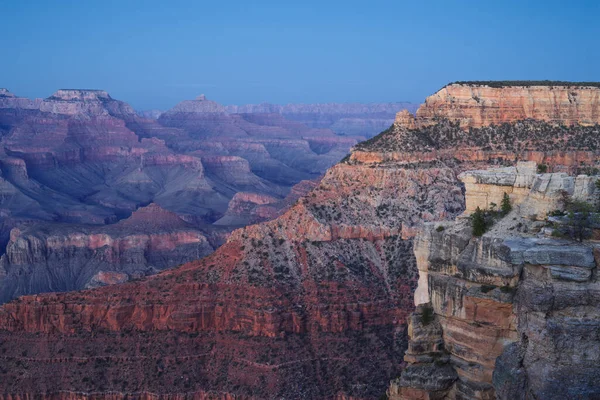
390, 163, 600, 399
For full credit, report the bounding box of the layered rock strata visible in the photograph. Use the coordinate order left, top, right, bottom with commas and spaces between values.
352, 117, 600, 176
0, 150, 469, 398
226, 101, 419, 137
2, 82, 600, 399
395, 82, 600, 130
391, 166, 600, 399
0, 204, 215, 303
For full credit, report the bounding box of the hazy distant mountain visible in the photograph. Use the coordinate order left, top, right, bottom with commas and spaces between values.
140, 99, 418, 138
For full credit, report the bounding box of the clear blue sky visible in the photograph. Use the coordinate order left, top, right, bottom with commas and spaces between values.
1, 0, 598, 110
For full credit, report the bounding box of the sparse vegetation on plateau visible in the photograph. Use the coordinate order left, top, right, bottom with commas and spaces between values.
354, 119, 600, 154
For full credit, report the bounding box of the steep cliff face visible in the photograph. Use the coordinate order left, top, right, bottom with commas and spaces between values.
0, 156, 468, 398
396, 82, 600, 130
391, 165, 600, 399
0, 204, 215, 303
354, 117, 600, 175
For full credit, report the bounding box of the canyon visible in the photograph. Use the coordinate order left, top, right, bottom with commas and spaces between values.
0, 88, 405, 303
1, 82, 600, 399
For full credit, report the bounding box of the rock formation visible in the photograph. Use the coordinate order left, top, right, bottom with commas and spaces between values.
0, 204, 215, 303
226, 101, 419, 138
395, 82, 600, 130
0, 89, 356, 302
157, 96, 358, 183
390, 163, 600, 399
1, 82, 599, 399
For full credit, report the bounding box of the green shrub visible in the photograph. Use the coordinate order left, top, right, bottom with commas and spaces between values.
501, 193, 512, 215
480, 284, 497, 293
436, 225, 445, 232
420, 306, 434, 326
549, 209, 566, 217
500, 285, 517, 294
551, 229, 564, 238
557, 200, 598, 242
471, 207, 488, 236
537, 164, 548, 173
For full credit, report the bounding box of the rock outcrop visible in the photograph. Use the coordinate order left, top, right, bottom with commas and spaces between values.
391, 165, 600, 399
0, 204, 215, 303
353, 115, 600, 175
396, 82, 600, 130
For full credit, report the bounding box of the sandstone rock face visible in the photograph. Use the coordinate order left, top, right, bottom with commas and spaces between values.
397, 83, 600, 130
389, 303, 457, 399
214, 192, 280, 226
459, 161, 536, 214
393, 168, 600, 400
460, 162, 600, 218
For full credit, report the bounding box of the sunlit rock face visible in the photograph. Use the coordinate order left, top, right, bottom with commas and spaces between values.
396, 83, 600, 130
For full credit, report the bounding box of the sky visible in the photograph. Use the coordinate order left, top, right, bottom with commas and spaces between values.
1, 0, 599, 110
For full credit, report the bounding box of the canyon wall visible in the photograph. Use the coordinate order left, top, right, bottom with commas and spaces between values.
396, 83, 600, 130
0, 156, 467, 398
0, 204, 215, 303
390, 165, 600, 399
